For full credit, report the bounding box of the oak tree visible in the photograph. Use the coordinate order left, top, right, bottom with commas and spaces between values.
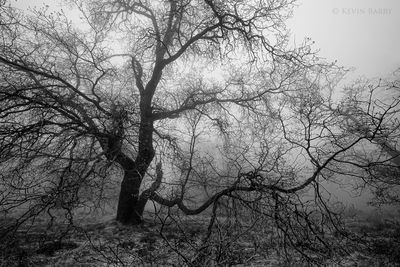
1, 1, 398, 243
1, 0, 306, 225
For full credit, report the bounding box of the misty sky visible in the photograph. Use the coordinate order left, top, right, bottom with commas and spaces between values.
288, 0, 400, 79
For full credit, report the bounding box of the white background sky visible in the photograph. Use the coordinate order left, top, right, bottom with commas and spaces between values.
288, 0, 400, 79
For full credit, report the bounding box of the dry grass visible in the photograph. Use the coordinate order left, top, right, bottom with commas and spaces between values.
1, 209, 399, 266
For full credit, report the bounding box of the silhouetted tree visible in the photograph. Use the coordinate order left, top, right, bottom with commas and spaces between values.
1, 0, 312, 225
1, 3, 398, 258
3, 1, 400, 263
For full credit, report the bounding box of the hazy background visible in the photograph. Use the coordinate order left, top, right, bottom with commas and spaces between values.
288, 0, 400, 79
288, 0, 400, 212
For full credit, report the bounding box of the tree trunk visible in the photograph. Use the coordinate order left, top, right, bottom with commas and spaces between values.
116, 170, 147, 224
114, 67, 158, 224
115, 114, 155, 224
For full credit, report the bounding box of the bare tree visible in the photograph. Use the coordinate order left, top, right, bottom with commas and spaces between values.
3, 1, 400, 264
1, 0, 314, 225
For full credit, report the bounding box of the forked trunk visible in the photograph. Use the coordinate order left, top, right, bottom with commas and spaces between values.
115, 79, 156, 224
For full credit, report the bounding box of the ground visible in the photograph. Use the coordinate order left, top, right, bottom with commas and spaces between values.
1, 209, 400, 266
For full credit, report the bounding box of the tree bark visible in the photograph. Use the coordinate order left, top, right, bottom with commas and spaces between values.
115, 41, 160, 224
115, 113, 155, 224
116, 170, 147, 224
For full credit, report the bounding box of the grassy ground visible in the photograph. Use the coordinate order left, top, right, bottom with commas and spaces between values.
1, 210, 400, 266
